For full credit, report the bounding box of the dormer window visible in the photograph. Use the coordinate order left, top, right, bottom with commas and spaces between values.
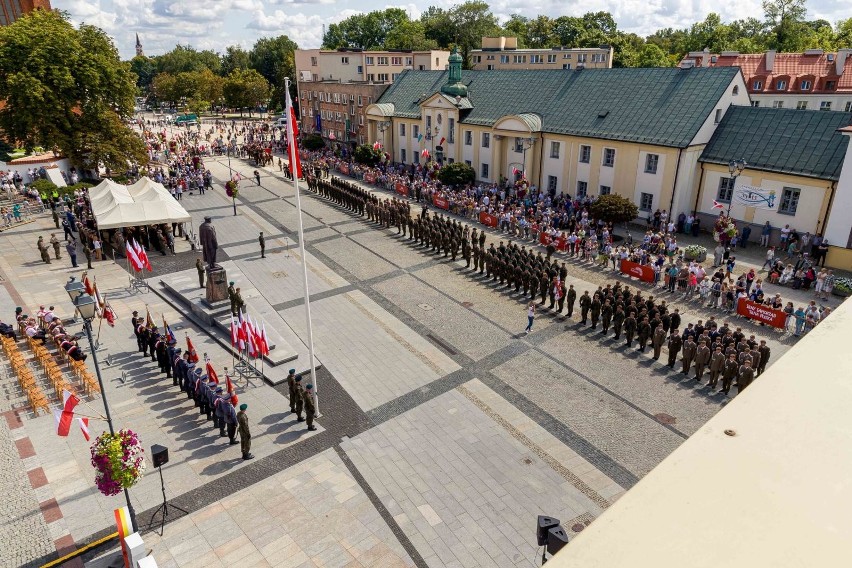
776, 80, 787, 90
753, 80, 763, 90
800, 80, 811, 90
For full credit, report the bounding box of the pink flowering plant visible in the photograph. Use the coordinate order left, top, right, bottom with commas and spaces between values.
90, 429, 146, 496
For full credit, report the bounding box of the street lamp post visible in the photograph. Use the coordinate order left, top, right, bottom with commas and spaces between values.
376, 120, 391, 148
520, 137, 535, 180
426, 126, 440, 161
226, 145, 237, 216
726, 159, 747, 218
64, 278, 138, 533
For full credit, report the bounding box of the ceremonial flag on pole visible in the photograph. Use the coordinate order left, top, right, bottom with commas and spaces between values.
186, 335, 199, 363
133, 240, 152, 271
54, 390, 80, 437
237, 310, 247, 350
417, 133, 423, 143
83, 273, 94, 295
421, 149, 430, 158
162, 316, 176, 342
438, 137, 445, 146
204, 355, 219, 384
92, 280, 105, 316
225, 374, 235, 395
78, 417, 90, 441
229, 313, 238, 347
259, 323, 270, 356
245, 313, 258, 358
103, 300, 117, 327
285, 88, 302, 179
712, 200, 725, 210
145, 306, 154, 329
126, 242, 143, 272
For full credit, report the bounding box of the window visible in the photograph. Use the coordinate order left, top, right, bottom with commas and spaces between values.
487, 65, 494, 70
800, 80, 811, 90
563, 54, 572, 59
513, 55, 526, 64
732, 85, 739, 95
772, 101, 784, 109
482, 132, 490, 148
413, 124, 419, 139
333, 93, 340, 103
391, 57, 402, 65
547, 176, 558, 193
591, 53, 606, 63
378, 73, 389, 82
796, 101, 808, 110
640, 192, 653, 211
358, 115, 364, 126
486, 55, 494, 60
547, 54, 556, 63
602, 148, 615, 167
377, 57, 388, 66
311, 57, 317, 66
820, 101, 832, 111
576, 181, 588, 198
826, 80, 836, 90
357, 95, 363, 106
401, 149, 406, 162
530, 55, 542, 64
751, 100, 761, 107
365, 56, 374, 65
714, 108, 722, 123
426, 115, 431, 129
599, 185, 611, 196
367, 74, 375, 82
391, 73, 399, 81
413, 151, 419, 164
500, 55, 509, 64
448, 118, 455, 143
753, 80, 763, 90
473, 56, 481, 63
577, 54, 587, 63
464, 130, 472, 146
776, 80, 787, 90
645, 153, 659, 174
779, 187, 800, 215
579, 145, 591, 163
563, 64, 571, 70
350, 105, 355, 116
550, 141, 560, 159
846, 102, 852, 112
406, 57, 412, 66
514, 137, 524, 153
341, 56, 349, 64
399, 123, 406, 137
717, 177, 734, 203
481, 163, 489, 179
465, 160, 472, 166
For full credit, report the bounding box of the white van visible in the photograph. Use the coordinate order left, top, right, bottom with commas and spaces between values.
274, 117, 288, 128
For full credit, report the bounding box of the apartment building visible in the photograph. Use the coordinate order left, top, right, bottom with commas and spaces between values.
681, 48, 852, 112
0, 0, 50, 26
299, 81, 388, 146
469, 36, 612, 71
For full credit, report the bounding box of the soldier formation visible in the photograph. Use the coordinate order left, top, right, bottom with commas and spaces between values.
306, 174, 774, 397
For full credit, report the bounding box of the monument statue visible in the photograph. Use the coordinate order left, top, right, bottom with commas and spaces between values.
199, 216, 219, 270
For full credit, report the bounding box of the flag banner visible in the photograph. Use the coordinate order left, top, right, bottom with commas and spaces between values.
712, 200, 725, 210
103, 301, 117, 327
479, 211, 499, 228
126, 242, 143, 272
145, 307, 154, 329
83, 273, 94, 295
230, 313, 238, 347
619, 259, 656, 283
186, 336, 199, 363
364, 173, 377, 184
205, 356, 219, 384
133, 240, 152, 271
417, 133, 423, 143
432, 195, 449, 210
736, 298, 787, 328
54, 390, 80, 436
286, 89, 303, 178
734, 186, 777, 210
260, 323, 270, 356
339, 163, 350, 176
395, 182, 409, 197
78, 417, 90, 441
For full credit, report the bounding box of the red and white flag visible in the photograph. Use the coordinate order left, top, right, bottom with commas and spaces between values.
92, 280, 105, 315
103, 300, 117, 327
245, 313, 258, 358
554, 278, 564, 300
126, 241, 143, 272
285, 89, 302, 179
186, 335, 199, 363
78, 417, 90, 441
133, 240, 152, 271
421, 149, 430, 158
259, 323, 270, 356
237, 310, 247, 350
205, 355, 219, 384
54, 390, 80, 437
83, 273, 95, 295
712, 200, 725, 210
229, 313, 238, 347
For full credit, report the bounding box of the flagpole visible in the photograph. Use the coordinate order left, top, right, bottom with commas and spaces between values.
286, 76, 320, 416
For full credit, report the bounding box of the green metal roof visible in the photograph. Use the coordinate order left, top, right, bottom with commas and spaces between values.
700, 106, 852, 181
375, 67, 742, 148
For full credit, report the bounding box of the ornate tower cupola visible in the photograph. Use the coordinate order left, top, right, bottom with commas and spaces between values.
440, 47, 468, 98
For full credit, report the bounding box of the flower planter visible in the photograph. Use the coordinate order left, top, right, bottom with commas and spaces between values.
684, 251, 707, 263
832, 288, 852, 298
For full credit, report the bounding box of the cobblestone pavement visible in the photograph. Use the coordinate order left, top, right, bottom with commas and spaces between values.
0, 146, 818, 567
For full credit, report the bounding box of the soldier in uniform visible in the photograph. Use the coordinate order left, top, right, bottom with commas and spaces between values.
708, 346, 725, 389
612, 306, 625, 339
589, 295, 602, 329
228, 281, 237, 315
286, 369, 297, 413
651, 323, 667, 359
238, 403, 254, 459
565, 285, 576, 318
636, 316, 651, 352
538, 271, 548, 305
196, 258, 205, 289
294, 376, 305, 421
666, 330, 682, 368
184, 360, 197, 398
624, 312, 637, 347
737, 360, 755, 394
303, 384, 317, 431
694, 340, 711, 382
757, 340, 770, 376
557, 280, 568, 314
579, 291, 591, 324
38, 236, 51, 264
50, 234, 62, 260
600, 300, 613, 334
223, 396, 239, 445
234, 287, 246, 314
462, 237, 471, 268
528, 271, 539, 300
681, 336, 697, 375
131, 311, 143, 352
205, 378, 218, 422
148, 329, 159, 362
172, 348, 184, 387
259, 232, 266, 258
214, 388, 227, 436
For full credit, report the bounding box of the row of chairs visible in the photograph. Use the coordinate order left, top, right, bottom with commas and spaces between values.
1, 336, 50, 415
29, 339, 80, 400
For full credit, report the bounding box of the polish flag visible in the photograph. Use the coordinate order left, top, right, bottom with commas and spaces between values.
83, 273, 94, 295
78, 417, 90, 441
712, 200, 725, 210
133, 240, 152, 271
126, 241, 143, 272
230, 313, 238, 347
54, 390, 80, 437
205, 355, 219, 384
245, 313, 258, 358
225, 374, 235, 395
259, 323, 270, 356
421, 149, 430, 158
237, 310, 247, 350
92, 281, 105, 315
186, 336, 199, 363
103, 300, 117, 327
285, 89, 302, 179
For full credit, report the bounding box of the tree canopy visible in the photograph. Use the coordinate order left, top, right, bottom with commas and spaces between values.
0, 10, 146, 170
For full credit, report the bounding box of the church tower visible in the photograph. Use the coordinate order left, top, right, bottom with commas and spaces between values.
135, 33, 143, 57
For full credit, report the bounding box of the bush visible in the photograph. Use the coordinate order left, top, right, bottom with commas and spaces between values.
29, 179, 58, 195
301, 133, 325, 151
437, 162, 475, 187
588, 194, 639, 225
353, 144, 382, 166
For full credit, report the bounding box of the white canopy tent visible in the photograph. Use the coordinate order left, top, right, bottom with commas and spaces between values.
89, 178, 191, 230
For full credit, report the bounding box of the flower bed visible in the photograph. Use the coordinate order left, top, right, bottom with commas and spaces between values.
90, 429, 146, 496
833, 277, 852, 298
684, 244, 707, 262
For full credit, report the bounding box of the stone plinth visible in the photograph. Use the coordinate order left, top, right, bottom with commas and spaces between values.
205, 267, 228, 305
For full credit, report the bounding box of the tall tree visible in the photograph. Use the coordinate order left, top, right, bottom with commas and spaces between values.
385, 20, 440, 51
156, 44, 221, 75
423, 1, 500, 67
223, 68, 271, 116
250, 35, 298, 105
221, 45, 251, 76
0, 10, 145, 170
130, 55, 156, 91
763, 0, 807, 50
322, 8, 410, 50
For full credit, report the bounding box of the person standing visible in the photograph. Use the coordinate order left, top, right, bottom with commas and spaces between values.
237, 403, 254, 460
651, 324, 666, 360
760, 221, 772, 247
524, 301, 536, 334
254, 170, 261, 186
708, 346, 725, 389
259, 231, 265, 258
737, 361, 755, 394
666, 330, 683, 369
694, 340, 711, 382
565, 285, 576, 318
303, 385, 317, 431
756, 340, 771, 376
37, 236, 51, 264
294, 375, 305, 421
196, 258, 205, 289
579, 291, 591, 325
50, 234, 61, 260
223, 396, 239, 445
286, 368, 297, 413
681, 336, 697, 376
66, 239, 78, 268
721, 354, 739, 394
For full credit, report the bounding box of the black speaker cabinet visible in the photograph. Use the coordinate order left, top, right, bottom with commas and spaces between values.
151, 444, 169, 468
546, 525, 570, 556
537, 516, 560, 546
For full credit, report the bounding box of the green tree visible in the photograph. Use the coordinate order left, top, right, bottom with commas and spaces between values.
437, 162, 475, 186
301, 133, 325, 151
250, 35, 298, 104
837, 18, 852, 47
763, 0, 807, 50
503, 15, 529, 47
130, 55, 156, 90
526, 16, 556, 48
323, 8, 410, 50
155, 44, 222, 75
152, 72, 180, 107
588, 194, 639, 225
353, 144, 382, 166
221, 45, 251, 76
385, 20, 440, 51
446, 1, 501, 66
0, 10, 145, 170
552, 16, 587, 47
223, 68, 271, 116
635, 44, 674, 67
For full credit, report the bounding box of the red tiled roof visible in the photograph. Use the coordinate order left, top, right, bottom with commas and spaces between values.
8, 152, 62, 165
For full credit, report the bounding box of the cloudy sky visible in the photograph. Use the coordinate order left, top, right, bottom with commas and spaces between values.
54, 0, 849, 60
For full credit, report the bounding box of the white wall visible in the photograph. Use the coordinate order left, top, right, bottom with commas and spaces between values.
632, 150, 667, 212
751, 93, 852, 112
690, 73, 752, 145
1, 158, 73, 184
824, 133, 852, 247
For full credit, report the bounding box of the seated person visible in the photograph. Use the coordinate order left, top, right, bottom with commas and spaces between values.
42, 306, 58, 325
0, 320, 16, 339
25, 318, 46, 342
779, 265, 794, 285
59, 337, 87, 361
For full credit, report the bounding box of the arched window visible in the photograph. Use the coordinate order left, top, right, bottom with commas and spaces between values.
733, 85, 739, 96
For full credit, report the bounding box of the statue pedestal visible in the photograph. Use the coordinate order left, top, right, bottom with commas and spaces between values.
205, 267, 228, 305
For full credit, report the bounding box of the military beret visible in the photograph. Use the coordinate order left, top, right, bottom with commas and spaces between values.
215, 387, 223, 393
239, 404, 247, 410
289, 369, 295, 374
229, 281, 234, 285
132, 310, 139, 315
295, 376, 302, 382
306, 384, 313, 390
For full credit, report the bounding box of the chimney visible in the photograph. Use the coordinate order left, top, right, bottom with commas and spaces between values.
702, 47, 710, 67
838, 49, 852, 76
765, 50, 776, 73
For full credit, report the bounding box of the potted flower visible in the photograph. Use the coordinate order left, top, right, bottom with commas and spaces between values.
90, 429, 146, 496
684, 244, 707, 262
225, 180, 239, 198
833, 277, 852, 298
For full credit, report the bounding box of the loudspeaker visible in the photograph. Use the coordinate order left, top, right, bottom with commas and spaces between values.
537, 516, 560, 546
546, 525, 570, 556
151, 444, 169, 468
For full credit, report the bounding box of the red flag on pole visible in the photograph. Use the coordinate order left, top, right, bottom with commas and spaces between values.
260, 323, 270, 356
186, 335, 199, 363
285, 89, 302, 179
126, 242, 143, 272
712, 200, 725, 210
54, 390, 80, 437
225, 374, 235, 395
78, 417, 90, 441
205, 355, 219, 384
133, 240, 152, 271
83, 273, 94, 295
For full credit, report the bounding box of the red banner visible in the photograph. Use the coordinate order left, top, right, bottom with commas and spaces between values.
555, 235, 568, 251
395, 182, 409, 197
619, 259, 656, 283
479, 211, 498, 228
736, 298, 787, 329
364, 172, 377, 184
433, 196, 450, 210
540, 232, 553, 246
339, 163, 350, 175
